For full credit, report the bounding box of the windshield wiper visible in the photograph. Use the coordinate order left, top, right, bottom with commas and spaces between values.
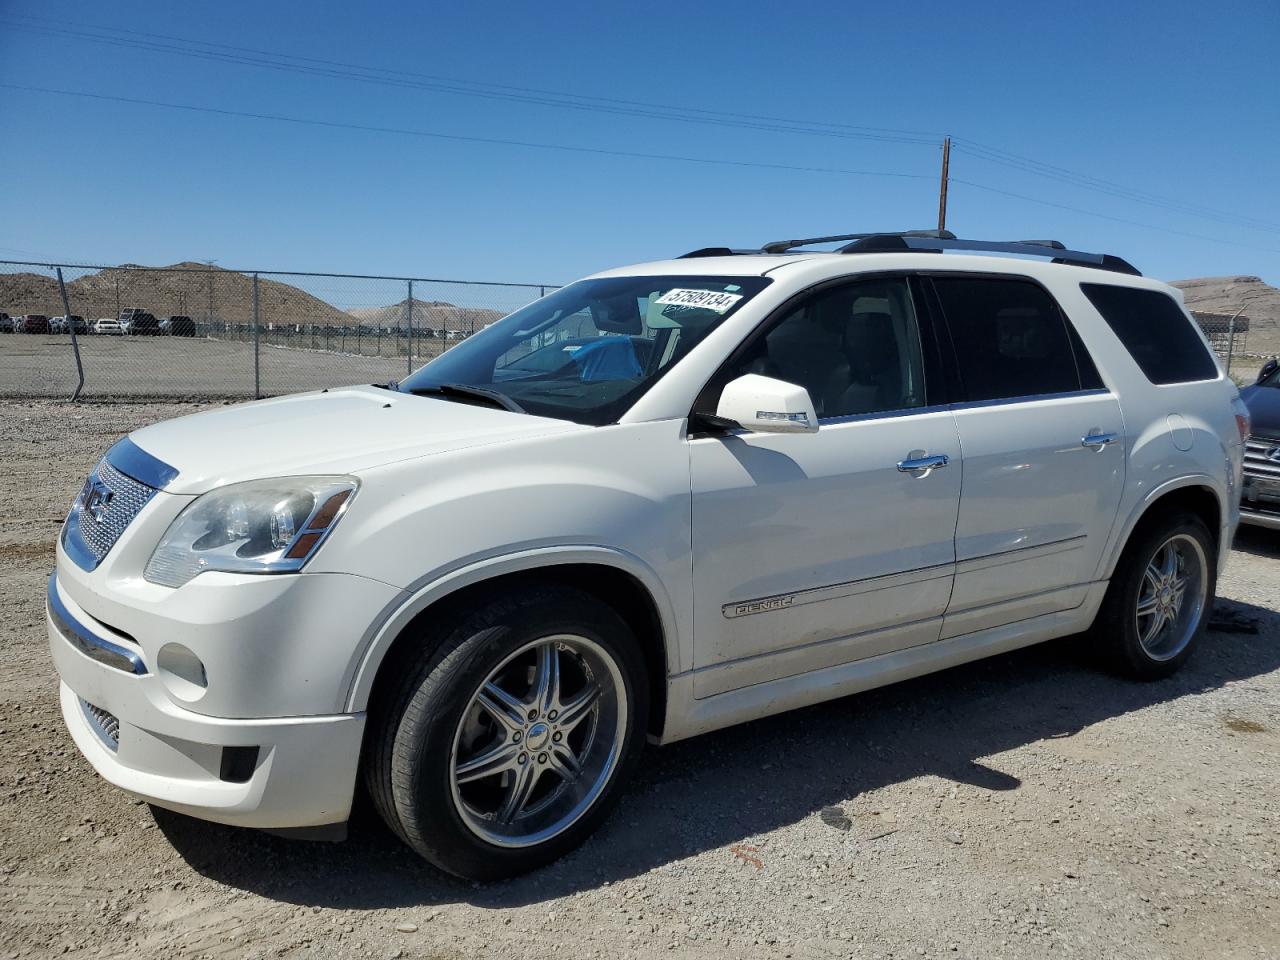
404, 382, 526, 414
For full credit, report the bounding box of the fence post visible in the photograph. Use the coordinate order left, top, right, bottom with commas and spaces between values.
56, 267, 85, 402
1226, 312, 1237, 376
253, 273, 261, 399
406, 279, 414, 376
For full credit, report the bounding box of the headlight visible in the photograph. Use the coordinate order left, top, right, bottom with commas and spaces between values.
144, 477, 357, 587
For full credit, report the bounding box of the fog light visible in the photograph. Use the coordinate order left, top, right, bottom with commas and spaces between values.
156, 643, 208, 702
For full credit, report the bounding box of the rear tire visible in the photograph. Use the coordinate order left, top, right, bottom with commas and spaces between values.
1091, 512, 1215, 679
364, 584, 648, 880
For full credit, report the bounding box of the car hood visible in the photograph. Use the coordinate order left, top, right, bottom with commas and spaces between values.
124, 385, 586, 495
1241, 384, 1280, 441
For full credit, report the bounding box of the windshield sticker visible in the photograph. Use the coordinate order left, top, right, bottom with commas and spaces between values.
653, 289, 744, 313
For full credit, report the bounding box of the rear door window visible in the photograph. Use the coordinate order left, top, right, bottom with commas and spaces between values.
1080, 283, 1218, 384
931, 277, 1086, 402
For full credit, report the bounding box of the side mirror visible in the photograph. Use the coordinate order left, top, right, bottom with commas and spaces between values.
1258, 357, 1278, 384
715, 374, 818, 434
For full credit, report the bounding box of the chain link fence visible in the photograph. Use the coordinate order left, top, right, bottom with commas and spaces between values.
0, 261, 556, 400
2, 260, 1258, 401
1189, 311, 1251, 377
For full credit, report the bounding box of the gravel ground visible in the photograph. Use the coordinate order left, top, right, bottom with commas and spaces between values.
2, 399, 1278, 960
0, 335, 450, 400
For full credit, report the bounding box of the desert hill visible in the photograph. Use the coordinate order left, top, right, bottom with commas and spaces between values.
0, 265, 503, 332
1171, 275, 1280, 356
348, 298, 504, 334
0, 263, 351, 326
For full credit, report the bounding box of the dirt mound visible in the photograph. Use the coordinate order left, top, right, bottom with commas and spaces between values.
348, 298, 503, 335
0, 267, 513, 333
1171, 275, 1280, 355
0, 264, 351, 326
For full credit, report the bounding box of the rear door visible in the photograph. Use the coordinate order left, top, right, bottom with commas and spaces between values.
926, 274, 1125, 637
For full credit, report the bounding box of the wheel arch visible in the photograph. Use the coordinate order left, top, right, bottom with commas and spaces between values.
344, 546, 677, 738
1101, 476, 1226, 581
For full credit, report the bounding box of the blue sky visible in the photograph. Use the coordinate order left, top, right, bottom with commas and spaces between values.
1, 0, 1277, 288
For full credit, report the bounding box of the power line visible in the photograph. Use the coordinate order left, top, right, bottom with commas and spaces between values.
0, 83, 937, 182
0, 16, 939, 146
951, 179, 1280, 254
953, 140, 1280, 235
3, 13, 943, 141
7, 81, 1275, 257
7, 12, 1275, 240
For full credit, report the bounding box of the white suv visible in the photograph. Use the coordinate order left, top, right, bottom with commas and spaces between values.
48, 232, 1247, 879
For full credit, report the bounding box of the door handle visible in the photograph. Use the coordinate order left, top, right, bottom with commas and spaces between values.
1081, 432, 1119, 449
897, 453, 949, 473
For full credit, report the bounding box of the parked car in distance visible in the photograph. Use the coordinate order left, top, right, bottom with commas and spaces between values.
131, 314, 161, 335
1238, 356, 1280, 529
94, 318, 126, 335
50, 316, 89, 334
19, 314, 50, 334
159, 315, 196, 337
120, 309, 160, 335
48, 230, 1245, 881
0, 312, 10, 333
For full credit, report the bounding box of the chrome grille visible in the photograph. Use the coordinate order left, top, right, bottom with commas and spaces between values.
1243, 435, 1280, 482
80, 699, 120, 751
62, 459, 158, 570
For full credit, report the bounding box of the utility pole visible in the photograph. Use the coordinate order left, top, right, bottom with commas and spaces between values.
206, 259, 216, 332
937, 136, 951, 233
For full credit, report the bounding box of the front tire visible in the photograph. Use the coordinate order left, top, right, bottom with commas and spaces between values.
364, 585, 649, 880
1092, 512, 1216, 679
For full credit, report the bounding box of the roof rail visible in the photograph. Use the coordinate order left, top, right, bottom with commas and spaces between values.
760, 229, 954, 255
838, 234, 1141, 276
678, 246, 763, 259
677, 232, 1140, 276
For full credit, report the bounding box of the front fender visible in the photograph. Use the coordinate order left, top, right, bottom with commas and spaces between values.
341, 544, 683, 712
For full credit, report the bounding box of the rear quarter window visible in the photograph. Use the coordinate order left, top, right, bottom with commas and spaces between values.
1080, 284, 1218, 385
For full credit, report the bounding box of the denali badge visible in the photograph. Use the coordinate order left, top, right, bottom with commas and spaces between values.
725, 595, 796, 618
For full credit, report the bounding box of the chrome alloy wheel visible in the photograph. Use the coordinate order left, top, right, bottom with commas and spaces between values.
449, 634, 627, 848
1135, 533, 1208, 662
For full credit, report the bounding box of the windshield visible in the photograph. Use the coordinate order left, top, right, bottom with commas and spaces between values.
398, 275, 770, 424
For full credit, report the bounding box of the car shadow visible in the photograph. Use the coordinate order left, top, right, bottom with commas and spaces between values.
155, 596, 1280, 910
1232, 524, 1280, 560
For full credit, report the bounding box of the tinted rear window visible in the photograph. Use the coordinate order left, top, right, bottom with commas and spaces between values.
1080, 284, 1218, 385
932, 277, 1087, 402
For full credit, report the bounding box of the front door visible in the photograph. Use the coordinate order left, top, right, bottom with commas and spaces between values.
689, 276, 962, 697
926, 274, 1126, 637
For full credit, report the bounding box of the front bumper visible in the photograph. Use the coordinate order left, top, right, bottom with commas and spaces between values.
1240, 435, 1280, 531
1239, 505, 1280, 530
48, 574, 367, 829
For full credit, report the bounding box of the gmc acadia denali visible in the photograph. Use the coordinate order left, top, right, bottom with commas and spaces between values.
47, 231, 1247, 879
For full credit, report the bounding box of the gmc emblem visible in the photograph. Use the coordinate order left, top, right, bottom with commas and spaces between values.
83, 479, 114, 524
